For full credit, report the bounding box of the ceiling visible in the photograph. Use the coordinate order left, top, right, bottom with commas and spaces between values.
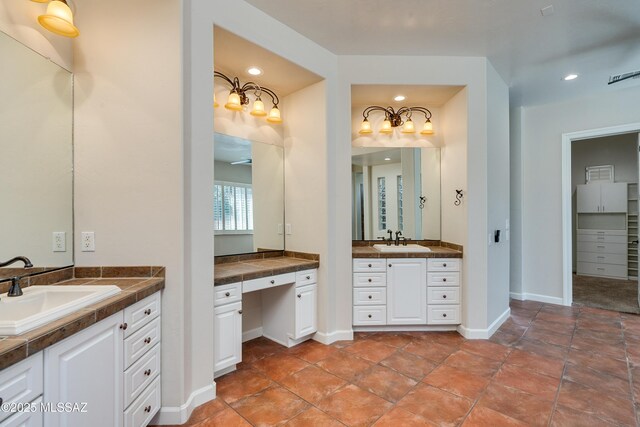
214, 26, 323, 97
352, 84, 464, 107
214, 133, 252, 164
244, 0, 640, 106
352, 148, 402, 166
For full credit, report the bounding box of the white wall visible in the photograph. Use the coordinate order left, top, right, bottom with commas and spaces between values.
509, 107, 523, 296
0, 1, 72, 70
252, 142, 285, 251
517, 84, 640, 301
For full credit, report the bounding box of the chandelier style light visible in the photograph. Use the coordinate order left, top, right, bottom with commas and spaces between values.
214, 71, 282, 124
359, 106, 434, 135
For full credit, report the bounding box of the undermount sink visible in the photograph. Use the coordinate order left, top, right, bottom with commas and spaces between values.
0, 285, 121, 336
373, 244, 432, 253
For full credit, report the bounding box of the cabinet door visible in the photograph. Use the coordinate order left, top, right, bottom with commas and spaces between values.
294, 284, 317, 339
214, 302, 242, 372
600, 182, 627, 213
44, 313, 123, 427
576, 184, 601, 213
1, 397, 43, 427
387, 259, 427, 324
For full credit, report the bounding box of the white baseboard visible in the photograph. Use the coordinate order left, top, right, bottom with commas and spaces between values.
313, 329, 353, 345
510, 292, 564, 305
242, 327, 263, 343
152, 383, 216, 425
457, 307, 510, 339
353, 325, 456, 333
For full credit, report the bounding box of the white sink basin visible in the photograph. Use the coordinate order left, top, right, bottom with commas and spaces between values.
373, 244, 432, 253
0, 285, 121, 336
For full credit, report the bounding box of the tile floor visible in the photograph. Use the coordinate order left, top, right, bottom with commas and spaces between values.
160, 300, 640, 426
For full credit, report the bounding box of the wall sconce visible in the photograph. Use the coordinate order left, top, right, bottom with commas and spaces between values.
214, 71, 282, 124
359, 106, 434, 135
31, 0, 79, 38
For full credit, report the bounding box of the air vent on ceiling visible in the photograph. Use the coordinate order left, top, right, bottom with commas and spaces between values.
608, 70, 640, 85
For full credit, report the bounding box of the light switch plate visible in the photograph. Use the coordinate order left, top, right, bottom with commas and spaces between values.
286, 224, 292, 235
53, 232, 66, 252
81, 232, 95, 252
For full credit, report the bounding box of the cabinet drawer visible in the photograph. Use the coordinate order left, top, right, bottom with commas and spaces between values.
243, 272, 295, 293
124, 317, 161, 370
577, 229, 627, 236
577, 262, 628, 279
353, 272, 386, 287
427, 287, 460, 304
1, 396, 43, 427
124, 344, 160, 409
124, 292, 161, 337
214, 282, 242, 307
353, 306, 386, 325
427, 272, 460, 287
296, 269, 317, 287
353, 258, 386, 273
428, 305, 461, 324
577, 233, 627, 244
427, 259, 460, 272
124, 376, 160, 427
576, 242, 627, 255
353, 287, 387, 305
0, 354, 43, 423
577, 252, 627, 266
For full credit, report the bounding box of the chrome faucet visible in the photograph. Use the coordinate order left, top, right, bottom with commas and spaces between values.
0, 256, 33, 268
395, 230, 403, 246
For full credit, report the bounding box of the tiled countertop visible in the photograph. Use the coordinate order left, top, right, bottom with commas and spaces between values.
0, 268, 164, 371
352, 245, 462, 258
215, 256, 319, 286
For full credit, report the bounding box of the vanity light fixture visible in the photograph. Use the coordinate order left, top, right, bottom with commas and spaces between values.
359, 105, 434, 135
34, 0, 80, 38
214, 71, 282, 124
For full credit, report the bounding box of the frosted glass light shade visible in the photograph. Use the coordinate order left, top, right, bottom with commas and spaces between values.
38, 1, 79, 38
213, 93, 219, 108
225, 92, 243, 111
420, 119, 434, 135
379, 119, 393, 134
250, 99, 267, 117
401, 118, 415, 133
30, 0, 49, 3
267, 106, 282, 123
359, 119, 373, 134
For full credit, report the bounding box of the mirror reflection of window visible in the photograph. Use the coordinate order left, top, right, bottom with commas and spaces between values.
214, 182, 254, 233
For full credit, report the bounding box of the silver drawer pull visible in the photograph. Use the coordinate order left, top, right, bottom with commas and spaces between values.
144, 405, 151, 413
225, 292, 230, 297
144, 369, 151, 376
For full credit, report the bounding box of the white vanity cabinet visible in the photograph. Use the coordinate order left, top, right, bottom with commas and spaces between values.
0, 353, 43, 425
353, 258, 461, 328
213, 282, 243, 375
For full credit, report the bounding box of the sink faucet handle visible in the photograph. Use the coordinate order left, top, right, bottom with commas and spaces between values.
8, 276, 23, 297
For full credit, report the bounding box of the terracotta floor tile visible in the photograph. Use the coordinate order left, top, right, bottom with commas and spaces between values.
566, 349, 629, 379
403, 340, 457, 363
344, 339, 398, 363
231, 387, 308, 427
570, 335, 626, 360
252, 353, 310, 381
576, 319, 622, 334
557, 380, 637, 425
509, 300, 544, 311
380, 350, 436, 380
511, 307, 539, 319
460, 340, 512, 361
318, 384, 393, 426
286, 340, 338, 363
461, 406, 528, 427
355, 365, 417, 402
535, 311, 577, 325
496, 319, 528, 336
194, 407, 251, 427
442, 350, 502, 378
632, 366, 640, 403
187, 398, 226, 424
514, 338, 569, 360
563, 363, 632, 399
284, 407, 343, 426
280, 365, 346, 404
510, 314, 534, 326
573, 328, 623, 343
242, 337, 285, 363
423, 364, 490, 400
216, 368, 273, 404
523, 328, 572, 347
489, 331, 522, 347
330, 339, 353, 349
396, 384, 473, 425
423, 331, 467, 346
373, 407, 436, 426
493, 363, 560, 401
539, 304, 580, 317
581, 306, 622, 318
477, 383, 554, 426
316, 351, 373, 382
550, 405, 616, 427
369, 332, 413, 348
505, 349, 565, 379
529, 318, 576, 335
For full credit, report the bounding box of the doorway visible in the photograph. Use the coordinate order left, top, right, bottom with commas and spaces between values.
562, 123, 640, 312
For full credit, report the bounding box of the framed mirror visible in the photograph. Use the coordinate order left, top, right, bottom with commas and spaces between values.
0, 31, 74, 279
352, 147, 441, 241
214, 133, 285, 256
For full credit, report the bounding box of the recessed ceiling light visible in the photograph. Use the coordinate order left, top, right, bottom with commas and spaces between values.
247, 67, 263, 76
394, 95, 406, 102
563, 74, 578, 81
384, 157, 391, 161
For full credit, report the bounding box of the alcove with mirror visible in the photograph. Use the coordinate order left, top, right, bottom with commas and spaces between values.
0, 31, 74, 280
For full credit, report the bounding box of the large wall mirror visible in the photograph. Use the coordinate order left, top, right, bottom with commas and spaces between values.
0, 31, 74, 277
352, 147, 441, 241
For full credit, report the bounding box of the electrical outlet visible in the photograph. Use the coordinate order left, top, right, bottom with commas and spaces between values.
81, 232, 95, 252
53, 232, 66, 252
285, 224, 292, 235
